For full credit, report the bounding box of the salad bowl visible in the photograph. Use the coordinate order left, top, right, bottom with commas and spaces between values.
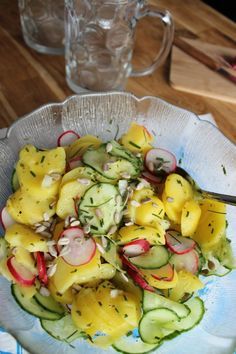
0, 92, 235, 354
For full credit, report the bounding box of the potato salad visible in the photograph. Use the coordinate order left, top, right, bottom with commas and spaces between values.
0, 123, 234, 353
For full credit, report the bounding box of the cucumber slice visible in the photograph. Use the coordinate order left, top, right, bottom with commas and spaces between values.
108, 140, 142, 169
41, 314, 85, 342
12, 284, 62, 320
11, 169, 20, 192
83, 145, 139, 180
0, 237, 8, 261
34, 292, 65, 315
164, 297, 204, 331
143, 290, 190, 318
78, 183, 123, 235
113, 333, 160, 354
129, 246, 169, 269
139, 308, 179, 344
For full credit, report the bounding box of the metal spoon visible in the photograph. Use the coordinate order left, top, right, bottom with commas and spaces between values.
175, 166, 236, 206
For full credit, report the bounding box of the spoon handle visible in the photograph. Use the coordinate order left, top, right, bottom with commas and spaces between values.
201, 190, 236, 206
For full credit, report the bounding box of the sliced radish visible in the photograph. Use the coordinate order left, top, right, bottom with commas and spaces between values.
7, 256, 36, 286
145, 148, 177, 175
165, 230, 196, 255
68, 156, 82, 170
0, 206, 15, 230
141, 170, 163, 184
126, 267, 155, 293
150, 263, 174, 281
36, 252, 48, 285
169, 250, 199, 274
57, 130, 80, 147
120, 254, 141, 274
122, 239, 150, 257
58, 227, 96, 266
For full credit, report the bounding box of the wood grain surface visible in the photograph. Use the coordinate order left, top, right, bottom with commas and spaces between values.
0, 0, 235, 142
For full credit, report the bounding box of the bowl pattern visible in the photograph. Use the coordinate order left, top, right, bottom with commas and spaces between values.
0, 92, 235, 354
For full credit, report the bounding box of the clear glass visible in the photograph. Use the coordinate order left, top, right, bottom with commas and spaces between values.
0, 92, 236, 354
65, 0, 174, 92
18, 0, 65, 55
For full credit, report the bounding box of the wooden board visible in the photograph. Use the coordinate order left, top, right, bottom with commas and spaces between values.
170, 39, 236, 103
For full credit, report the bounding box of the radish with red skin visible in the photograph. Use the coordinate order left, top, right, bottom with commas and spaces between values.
36, 252, 48, 285
169, 250, 199, 274
0, 206, 15, 230
68, 156, 82, 170
122, 239, 150, 257
145, 148, 177, 175
58, 227, 96, 266
57, 130, 80, 147
165, 230, 196, 255
150, 263, 174, 281
7, 256, 36, 286
120, 254, 141, 274
126, 267, 155, 293
141, 170, 163, 184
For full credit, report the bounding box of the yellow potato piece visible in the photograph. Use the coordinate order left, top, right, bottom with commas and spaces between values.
7, 190, 56, 225
142, 268, 178, 289
52, 221, 65, 242
165, 270, 204, 302
14, 247, 37, 274
127, 188, 154, 221
52, 250, 101, 293
162, 174, 193, 224
181, 200, 201, 237
67, 135, 102, 159
120, 123, 153, 153
117, 224, 165, 245
135, 196, 165, 228
193, 199, 226, 250
56, 179, 94, 218
16, 145, 66, 198
48, 278, 73, 304
5, 223, 48, 252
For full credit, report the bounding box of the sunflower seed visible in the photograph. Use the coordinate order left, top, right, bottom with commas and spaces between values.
65, 215, 71, 228
49, 200, 56, 208
118, 179, 128, 196
106, 143, 113, 153
48, 245, 57, 257
39, 287, 50, 296
41, 231, 52, 238
43, 212, 50, 221
110, 289, 123, 298
167, 197, 174, 203
152, 203, 158, 208
136, 182, 144, 191
141, 197, 151, 204
47, 263, 57, 277
115, 195, 122, 204
70, 220, 81, 227
49, 219, 57, 232
120, 172, 131, 179
35, 225, 47, 233
101, 235, 108, 248
139, 178, 150, 187
147, 162, 154, 172
83, 224, 90, 234
77, 178, 90, 185
114, 211, 121, 224
125, 221, 134, 226
47, 240, 56, 246
42, 175, 53, 188
59, 245, 71, 257
50, 173, 61, 181
58, 237, 70, 246
72, 284, 82, 292
131, 200, 141, 207
95, 208, 103, 219
120, 272, 129, 282
96, 243, 105, 254
108, 225, 117, 235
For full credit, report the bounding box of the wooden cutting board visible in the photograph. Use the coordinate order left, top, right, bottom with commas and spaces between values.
170, 38, 236, 103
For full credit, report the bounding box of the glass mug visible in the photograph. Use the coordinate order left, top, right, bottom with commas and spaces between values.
65, 0, 174, 92
18, 0, 64, 55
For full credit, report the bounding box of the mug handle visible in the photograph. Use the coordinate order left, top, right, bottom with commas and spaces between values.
130, 6, 174, 77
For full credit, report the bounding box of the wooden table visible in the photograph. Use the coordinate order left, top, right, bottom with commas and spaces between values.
0, 0, 235, 142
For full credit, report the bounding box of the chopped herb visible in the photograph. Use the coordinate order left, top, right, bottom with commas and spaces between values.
123, 295, 128, 301
211, 228, 214, 234
56, 292, 62, 297
25, 147, 29, 152
98, 301, 102, 306
76, 310, 81, 316
129, 141, 141, 149
221, 164, 227, 175
126, 331, 132, 337
158, 208, 163, 215
79, 209, 89, 214
90, 225, 98, 231
114, 306, 119, 313
176, 179, 183, 185
100, 219, 104, 227
207, 210, 226, 215
83, 197, 113, 208
178, 158, 182, 165
124, 314, 128, 318
143, 129, 147, 142
114, 124, 119, 140
152, 213, 161, 219
30, 170, 36, 177
30, 243, 35, 246
66, 330, 78, 340
109, 119, 113, 124
90, 197, 94, 204
226, 220, 228, 228
186, 211, 190, 217
151, 129, 156, 136
70, 269, 77, 273
40, 155, 45, 163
